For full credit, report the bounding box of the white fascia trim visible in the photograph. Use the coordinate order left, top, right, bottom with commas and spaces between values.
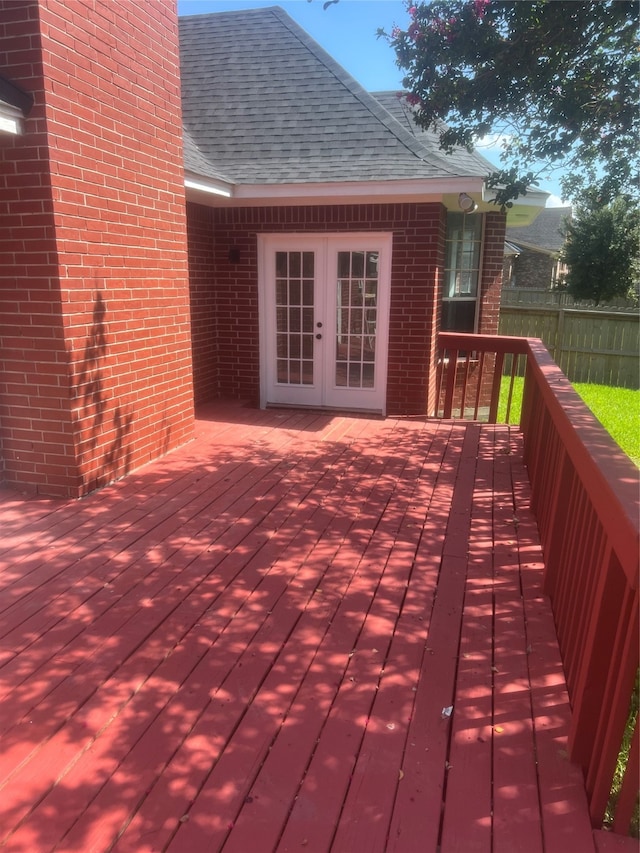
184, 176, 233, 198
233, 176, 486, 200
482, 185, 550, 209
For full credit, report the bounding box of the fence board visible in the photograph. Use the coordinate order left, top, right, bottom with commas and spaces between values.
499, 305, 639, 388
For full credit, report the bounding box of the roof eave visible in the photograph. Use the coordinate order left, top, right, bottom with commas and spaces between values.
184, 173, 234, 201
185, 176, 487, 208
183, 174, 547, 227
482, 186, 550, 228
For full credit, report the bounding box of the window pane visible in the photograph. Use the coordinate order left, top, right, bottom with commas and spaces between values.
302, 308, 314, 332
441, 300, 476, 332
289, 252, 301, 277
337, 251, 350, 278
443, 213, 482, 331
302, 252, 314, 277
289, 307, 301, 332
276, 252, 287, 277
351, 252, 364, 278
289, 280, 301, 304
276, 307, 287, 332
303, 280, 313, 305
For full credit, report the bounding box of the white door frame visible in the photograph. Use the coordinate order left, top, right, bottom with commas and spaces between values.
258, 232, 392, 414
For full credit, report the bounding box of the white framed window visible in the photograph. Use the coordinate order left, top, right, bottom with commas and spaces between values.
441, 213, 484, 332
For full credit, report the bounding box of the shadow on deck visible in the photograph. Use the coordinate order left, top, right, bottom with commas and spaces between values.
0, 402, 601, 852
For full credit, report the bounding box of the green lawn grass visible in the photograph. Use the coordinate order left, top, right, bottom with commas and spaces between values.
572, 383, 640, 466
498, 377, 640, 465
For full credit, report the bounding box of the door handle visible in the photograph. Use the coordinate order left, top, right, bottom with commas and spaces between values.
316, 333, 322, 340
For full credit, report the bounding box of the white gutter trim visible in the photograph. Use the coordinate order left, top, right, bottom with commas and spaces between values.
233, 176, 486, 200
184, 177, 233, 198
482, 185, 550, 209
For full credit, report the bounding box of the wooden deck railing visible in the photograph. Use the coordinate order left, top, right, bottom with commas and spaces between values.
438, 332, 640, 837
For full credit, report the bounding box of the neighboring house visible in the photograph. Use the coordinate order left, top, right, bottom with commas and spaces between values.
0, 1, 547, 498
504, 206, 572, 289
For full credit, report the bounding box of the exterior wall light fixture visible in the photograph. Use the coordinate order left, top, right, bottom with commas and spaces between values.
458, 193, 478, 213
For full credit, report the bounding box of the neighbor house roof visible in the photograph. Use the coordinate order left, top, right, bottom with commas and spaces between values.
178, 6, 491, 187
505, 207, 572, 255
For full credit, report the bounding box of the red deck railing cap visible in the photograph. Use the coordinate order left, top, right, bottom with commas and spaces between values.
437, 332, 639, 587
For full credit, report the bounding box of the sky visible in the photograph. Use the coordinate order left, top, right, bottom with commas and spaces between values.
177, 0, 566, 205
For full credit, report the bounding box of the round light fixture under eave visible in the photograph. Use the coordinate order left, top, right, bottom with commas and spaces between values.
458, 192, 478, 213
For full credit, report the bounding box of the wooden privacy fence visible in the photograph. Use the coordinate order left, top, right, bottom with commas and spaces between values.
438, 332, 640, 839
499, 300, 639, 389
501, 287, 637, 310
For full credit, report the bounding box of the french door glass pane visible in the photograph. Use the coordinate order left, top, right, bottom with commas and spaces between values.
275, 251, 314, 385
335, 250, 378, 389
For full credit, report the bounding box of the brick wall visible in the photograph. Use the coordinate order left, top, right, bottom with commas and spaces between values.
0, 0, 193, 497
186, 202, 218, 405
512, 248, 556, 289
189, 202, 450, 416
478, 212, 507, 335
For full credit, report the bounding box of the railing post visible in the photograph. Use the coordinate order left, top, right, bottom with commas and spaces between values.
488, 352, 504, 423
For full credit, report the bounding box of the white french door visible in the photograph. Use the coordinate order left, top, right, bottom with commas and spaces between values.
259, 233, 392, 413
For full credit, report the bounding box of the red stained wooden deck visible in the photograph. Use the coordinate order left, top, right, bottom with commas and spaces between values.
0, 403, 599, 852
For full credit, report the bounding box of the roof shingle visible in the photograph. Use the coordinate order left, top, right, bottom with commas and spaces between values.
505, 207, 572, 253
179, 7, 493, 186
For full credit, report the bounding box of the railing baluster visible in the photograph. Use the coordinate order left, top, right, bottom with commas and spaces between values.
443, 348, 457, 418
586, 587, 638, 826
473, 351, 485, 420
460, 351, 471, 417
488, 352, 504, 423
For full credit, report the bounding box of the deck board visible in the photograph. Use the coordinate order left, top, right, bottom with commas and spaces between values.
0, 403, 596, 852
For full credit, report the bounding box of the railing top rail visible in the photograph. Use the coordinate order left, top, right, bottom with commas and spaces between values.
439, 331, 530, 355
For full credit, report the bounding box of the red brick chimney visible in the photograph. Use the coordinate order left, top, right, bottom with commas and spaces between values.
0, 0, 193, 497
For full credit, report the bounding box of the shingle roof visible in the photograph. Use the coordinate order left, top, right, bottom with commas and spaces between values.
505, 207, 572, 252
372, 90, 497, 178
178, 7, 492, 186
